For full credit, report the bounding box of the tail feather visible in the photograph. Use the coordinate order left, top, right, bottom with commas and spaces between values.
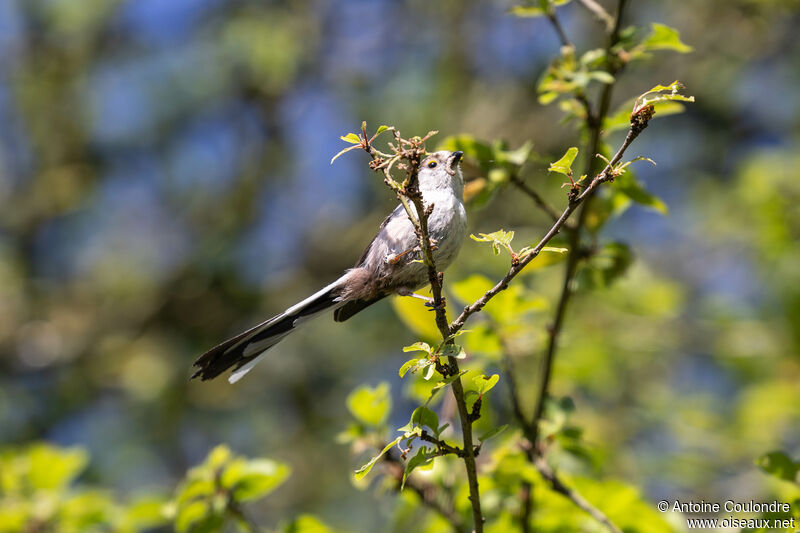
192, 281, 342, 382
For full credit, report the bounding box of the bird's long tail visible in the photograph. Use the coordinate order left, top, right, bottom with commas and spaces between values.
192, 280, 344, 383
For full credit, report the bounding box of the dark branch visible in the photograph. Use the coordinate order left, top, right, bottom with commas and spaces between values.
534, 457, 623, 533
509, 174, 564, 224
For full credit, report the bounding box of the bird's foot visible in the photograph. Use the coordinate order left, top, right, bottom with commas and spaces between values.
424, 296, 446, 311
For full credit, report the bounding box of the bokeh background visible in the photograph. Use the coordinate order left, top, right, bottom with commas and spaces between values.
1, 0, 799, 530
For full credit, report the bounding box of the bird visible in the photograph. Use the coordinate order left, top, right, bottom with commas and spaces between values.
192, 150, 467, 383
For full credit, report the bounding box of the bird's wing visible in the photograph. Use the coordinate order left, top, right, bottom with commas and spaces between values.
354, 204, 408, 267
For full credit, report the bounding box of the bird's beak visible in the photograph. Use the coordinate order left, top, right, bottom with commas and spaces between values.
450, 151, 464, 169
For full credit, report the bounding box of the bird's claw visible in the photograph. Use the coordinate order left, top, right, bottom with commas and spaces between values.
424, 296, 446, 311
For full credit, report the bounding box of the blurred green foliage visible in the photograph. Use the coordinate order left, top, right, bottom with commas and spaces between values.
1, 0, 799, 531
0, 443, 293, 533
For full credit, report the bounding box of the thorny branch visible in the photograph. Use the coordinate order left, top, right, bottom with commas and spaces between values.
359, 128, 485, 533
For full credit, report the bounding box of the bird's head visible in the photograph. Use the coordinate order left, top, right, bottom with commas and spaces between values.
417, 150, 464, 194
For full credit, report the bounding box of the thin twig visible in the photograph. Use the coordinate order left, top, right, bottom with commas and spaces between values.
420, 430, 466, 458
547, 11, 572, 48
523, 4, 631, 533
530, 0, 630, 450
577, 0, 615, 31
449, 115, 645, 335
534, 457, 623, 533
509, 174, 563, 224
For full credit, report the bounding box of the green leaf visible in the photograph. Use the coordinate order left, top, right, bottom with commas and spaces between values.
614, 171, 668, 214
354, 437, 402, 481
587, 70, 615, 84
399, 357, 428, 378
479, 424, 509, 443
473, 374, 500, 396
340, 132, 361, 144
176, 479, 215, 507
409, 406, 440, 434
439, 343, 466, 359
604, 99, 687, 133
403, 341, 432, 354
175, 500, 222, 533
756, 451, 799, 482
391, 295, 444, 341
641, 23, 693, 53
283, 514, 337, 533
25, 444, 88, 491
221, 458, 291, 502
540, 396, 576, 438
451, 274, 548, 324
549, 147, 579, 176
123, 496, 170, 530
470, 229, 515, 256
587, 242, 634, 287
425, 371, 468, 405
402, 447, 433, 489
204, 444, 232, 471
509, 0, 571, 17
633, 81, 695, 115
375, 125, 389, 135
346, 382, 392, 427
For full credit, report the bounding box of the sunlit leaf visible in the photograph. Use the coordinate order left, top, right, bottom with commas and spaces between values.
391, 296, 445, 341
439, 343, 466, 359
641, 23, 693, 53
346, 383, 392, 427
408, 406, 439, 434
340, 133, 361, 144
399, 357, 429, 378
479, 424, 508, 443
402, 447, 433, 489
283, 514, 337, 533
470, 229, 515, 256
509, 0, 572, 17
25, 444, 88, 492
473, 374, 500, 396
354, 437, 402, 481
613, 171, 668, 214
221, 458, 291, 502
403, 341, 432, 354
549, 147, 579, 176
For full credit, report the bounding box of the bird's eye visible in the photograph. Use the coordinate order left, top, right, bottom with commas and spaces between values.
427, 160, 437, 168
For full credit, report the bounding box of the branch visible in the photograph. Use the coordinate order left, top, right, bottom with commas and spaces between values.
420, 430, 466, 458
577, 0, 615, 31
509, 174, 563, 224
384, 452, 467, 533
546, 11, 572, 49
531, 0, 631, 451
405, 176, 485, 533
448, 108, 649, 335
360, 128, 485, 533
534, 457, 623, 533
